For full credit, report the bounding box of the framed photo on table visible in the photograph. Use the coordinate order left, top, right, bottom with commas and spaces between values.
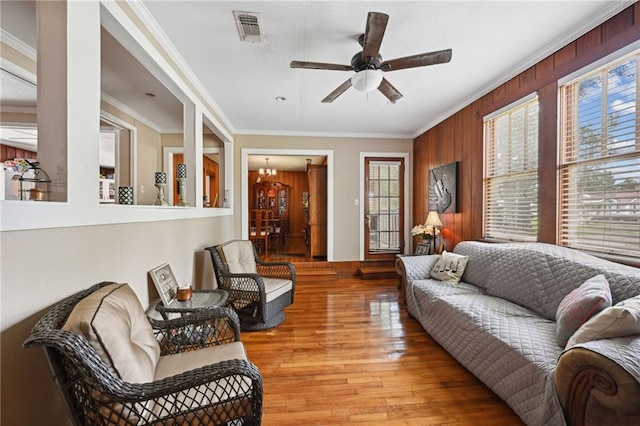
415, 242, 430, 255
149, 263, 178, 306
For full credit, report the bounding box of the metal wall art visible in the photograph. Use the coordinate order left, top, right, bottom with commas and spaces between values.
429, 162, 458, 213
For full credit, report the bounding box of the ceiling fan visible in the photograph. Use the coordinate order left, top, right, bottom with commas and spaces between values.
290, 12, 452, 104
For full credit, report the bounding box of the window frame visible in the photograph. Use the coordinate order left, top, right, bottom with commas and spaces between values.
483, 93, 540, 242
557, 46, 640, 258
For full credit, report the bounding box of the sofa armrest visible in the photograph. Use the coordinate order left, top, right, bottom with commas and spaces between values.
555, 336, 640, 426
397, 255, 440, 283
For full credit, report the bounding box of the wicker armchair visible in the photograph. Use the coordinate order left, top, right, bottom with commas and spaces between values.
206, 240, 296, 331
23, 282, 263, 426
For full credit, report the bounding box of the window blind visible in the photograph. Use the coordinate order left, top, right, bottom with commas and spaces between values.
559, 52, 640, 257
484, 97, 539, 241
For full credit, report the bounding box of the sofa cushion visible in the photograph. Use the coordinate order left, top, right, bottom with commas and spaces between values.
217, 240, 257, 274
556, 275, 612, 347
567, 295, 640, 346
430, 251, 468, 284
63, 283, 160, 383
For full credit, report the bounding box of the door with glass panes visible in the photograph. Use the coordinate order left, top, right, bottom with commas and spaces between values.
364, 157, 405, 260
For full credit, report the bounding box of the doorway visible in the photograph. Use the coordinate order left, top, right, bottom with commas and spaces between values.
364, 157, 405, 260
241, 149, 334, 261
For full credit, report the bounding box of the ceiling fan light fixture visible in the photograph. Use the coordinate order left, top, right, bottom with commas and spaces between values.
351, 69, 383, 93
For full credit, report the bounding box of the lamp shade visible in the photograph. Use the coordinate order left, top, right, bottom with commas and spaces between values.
424, 211, 443, 227
351, 69, 383, 92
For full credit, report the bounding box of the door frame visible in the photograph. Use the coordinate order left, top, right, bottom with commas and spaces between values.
241, 148, 334, 261
163, 147, 224, 206
359, 152, 411, 260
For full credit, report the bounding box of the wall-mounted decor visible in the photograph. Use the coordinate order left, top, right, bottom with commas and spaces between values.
429, 162, 458, 213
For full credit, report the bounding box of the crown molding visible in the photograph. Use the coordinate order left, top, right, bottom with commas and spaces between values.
0, 106, 37, 114
0, 29, 36, 61
235, 128, 412, 141
101, 93, 162, 133
126, 1, 237, 137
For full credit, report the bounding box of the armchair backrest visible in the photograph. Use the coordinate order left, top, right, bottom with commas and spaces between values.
62, 283, 160, 383
216, 240, 258, 274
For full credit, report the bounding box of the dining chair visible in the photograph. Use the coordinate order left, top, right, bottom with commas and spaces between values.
249, 209, 269, 255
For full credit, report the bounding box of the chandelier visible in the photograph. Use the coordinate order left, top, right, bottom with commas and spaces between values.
256, 157, 276, 183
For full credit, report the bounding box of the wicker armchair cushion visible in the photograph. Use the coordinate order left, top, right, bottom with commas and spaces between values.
152, 341, 253, 421
217, 240, 258, 274
155, 341, 247, 380
62, 283, 160, 383
263, 277, 293, 302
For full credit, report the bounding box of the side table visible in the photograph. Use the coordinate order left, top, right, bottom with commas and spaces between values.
155, 289, 229, 320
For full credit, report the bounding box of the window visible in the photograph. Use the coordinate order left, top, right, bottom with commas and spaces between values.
559, 51, 640, 257
483, 95, 539, 241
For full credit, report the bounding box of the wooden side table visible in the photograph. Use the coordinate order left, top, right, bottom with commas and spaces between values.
155, 289, 229, 320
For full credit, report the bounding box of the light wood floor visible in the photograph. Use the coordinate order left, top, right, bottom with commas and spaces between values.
240, 277, 524, 425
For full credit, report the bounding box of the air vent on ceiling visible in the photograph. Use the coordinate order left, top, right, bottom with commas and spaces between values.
233, 11, 262, 43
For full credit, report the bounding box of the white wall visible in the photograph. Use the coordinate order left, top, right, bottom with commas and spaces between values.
234, 134, 413, 261
0, 215, 235, 425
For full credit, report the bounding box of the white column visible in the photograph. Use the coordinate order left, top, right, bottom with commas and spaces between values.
183, 103, 203, 207
37, 0, 100, 204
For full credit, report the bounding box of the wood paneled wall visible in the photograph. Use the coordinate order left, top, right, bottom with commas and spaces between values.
414, 4, 640, 252
248, 170, 309, 236
0, 144, 37, 163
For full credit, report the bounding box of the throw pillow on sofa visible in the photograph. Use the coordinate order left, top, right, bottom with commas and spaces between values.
430, 250, 468, 284
556, 274, 612, 347
567, 295, 640, 347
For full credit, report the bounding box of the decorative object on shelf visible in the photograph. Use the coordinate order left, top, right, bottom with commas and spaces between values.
154, 172, 169, 206
256, 157, 276, 183
118, 186, 133, 205
429, 162, 458, 213
155, 171, 167, 184
18, 160, 51, 201
175, 164, 189, 207
223, 189, 230, 208
176, 163, 187, 178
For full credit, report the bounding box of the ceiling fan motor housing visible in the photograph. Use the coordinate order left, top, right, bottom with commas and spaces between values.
351, 52, 382, 71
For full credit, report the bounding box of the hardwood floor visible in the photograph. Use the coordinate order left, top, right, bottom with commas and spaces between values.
240, 277, 524, 425
261, 235, 325, 263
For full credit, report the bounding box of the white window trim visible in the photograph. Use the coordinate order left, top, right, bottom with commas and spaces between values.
483, 93, 539, 241
557, 45, 640, 257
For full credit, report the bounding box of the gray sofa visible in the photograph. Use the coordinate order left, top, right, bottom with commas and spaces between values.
396, 241, 640, 426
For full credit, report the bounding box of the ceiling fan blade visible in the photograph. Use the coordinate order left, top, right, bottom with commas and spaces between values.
380, 49, 453, 71
361, 12, 389, 63
321, 79, 353, 103
290, 61, 354, 71
378, 78, 403, 103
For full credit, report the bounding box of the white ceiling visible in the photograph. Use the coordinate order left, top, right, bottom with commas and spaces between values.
139, 0, 632, 138
0, 1, 634, 143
